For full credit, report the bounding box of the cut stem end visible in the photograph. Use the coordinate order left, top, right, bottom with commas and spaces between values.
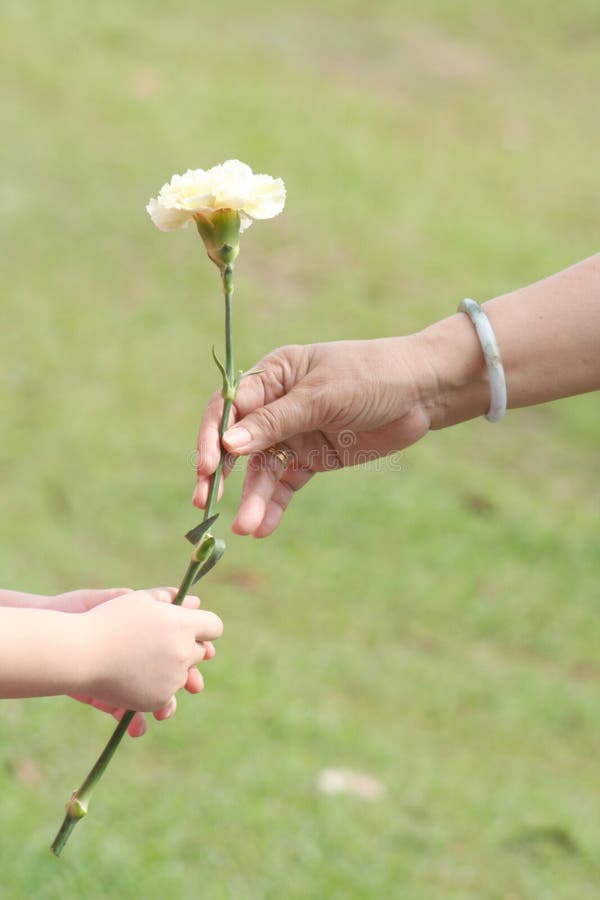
50, 794, 88, 857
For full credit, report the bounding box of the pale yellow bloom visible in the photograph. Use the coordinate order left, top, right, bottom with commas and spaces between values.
146, 159, 286, 233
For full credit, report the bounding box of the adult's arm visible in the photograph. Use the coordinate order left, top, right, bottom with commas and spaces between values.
194, 253, 600, 536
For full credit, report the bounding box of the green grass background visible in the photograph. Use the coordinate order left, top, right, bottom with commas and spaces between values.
1, 1, 599, 897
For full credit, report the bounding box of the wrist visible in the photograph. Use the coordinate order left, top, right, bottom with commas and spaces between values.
410, 313, 490, 430
75, 608, 113, 700
48, 611, 94, 696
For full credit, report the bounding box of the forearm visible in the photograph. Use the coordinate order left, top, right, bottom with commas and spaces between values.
417, 253, 600, 429
0, 607, 88, 699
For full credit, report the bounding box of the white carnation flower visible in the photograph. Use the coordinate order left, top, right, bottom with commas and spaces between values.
146, 159, 286, 233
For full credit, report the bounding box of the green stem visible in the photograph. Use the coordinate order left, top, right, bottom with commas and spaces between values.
50, 549, 198, 857
202, 397, 232, 520
51, 260, 237, 858
203, 263, 235, 521
224, 265, 234, 386
51, 711, 134, 856
51, 552, 204, 856
173, 558, 202, 607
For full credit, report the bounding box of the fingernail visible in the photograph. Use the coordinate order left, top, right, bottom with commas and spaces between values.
223, 426, 251, 451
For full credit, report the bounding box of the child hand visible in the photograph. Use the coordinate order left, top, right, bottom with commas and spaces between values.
51, 587, 221, 734
78, 587, 222, 713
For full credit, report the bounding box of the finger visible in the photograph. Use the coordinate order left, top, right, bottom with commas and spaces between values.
196, 392, 228, 476
139, 587, 178, 605
193, 474, 211, 509
201, 640, 215, 660
85, 587, 132, 602
228, 346, 310, 417
193, 641, 207, 663
127, 712, 148, 737
195, 346, 307, 499
253, 472, 313, 538
193, 472, 225, 509
193, 451, 238, 509
154, 696, 177, 721
172, 608, 224, 645
70, 695, 147, 738
110, 708, 148, 737
141, 591, 223, 642
195, 394, 238, 482
188, 610, 223, 643
233, 462, 313, 536
222, 391, 312, 455
145, 587, 199, 607
185, 667, 204, 693
230, 450, 289, 534
185, 642, 215, 676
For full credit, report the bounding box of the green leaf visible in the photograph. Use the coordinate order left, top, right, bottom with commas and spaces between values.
185, 514, 219, 546
212, 345, 227, 379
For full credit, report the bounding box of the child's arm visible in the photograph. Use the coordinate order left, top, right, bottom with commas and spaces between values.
0, 587, 217, 736
0, 605, 93, 697
0, 588, 222, 732
0, 589, 50, 609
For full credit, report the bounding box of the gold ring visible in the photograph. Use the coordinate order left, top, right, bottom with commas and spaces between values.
265, 444, 294, 468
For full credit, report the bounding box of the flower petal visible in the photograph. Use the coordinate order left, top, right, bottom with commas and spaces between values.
239, 211, 254, 233
146, 198, 194, 231
243, 175, 286, 220
147, 161, 285, 232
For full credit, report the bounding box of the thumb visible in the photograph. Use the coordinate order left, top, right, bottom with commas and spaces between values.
222, 389, 317, 453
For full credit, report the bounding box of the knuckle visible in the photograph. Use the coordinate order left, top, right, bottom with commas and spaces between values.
173, 639, 193, 667
256, 403, 283, 436
261, 345, 306, 390
265, 344, 309, 378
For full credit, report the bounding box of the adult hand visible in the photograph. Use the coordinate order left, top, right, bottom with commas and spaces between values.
194, 338, 438, 537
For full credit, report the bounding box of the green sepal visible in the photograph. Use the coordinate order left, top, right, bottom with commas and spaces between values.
212, 345, 227, 390
185, 514, 219, 546
195, 210, 240, 268
192, 537, 226, 584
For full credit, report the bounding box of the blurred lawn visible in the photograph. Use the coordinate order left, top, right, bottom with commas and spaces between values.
1, 1, 599, 897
